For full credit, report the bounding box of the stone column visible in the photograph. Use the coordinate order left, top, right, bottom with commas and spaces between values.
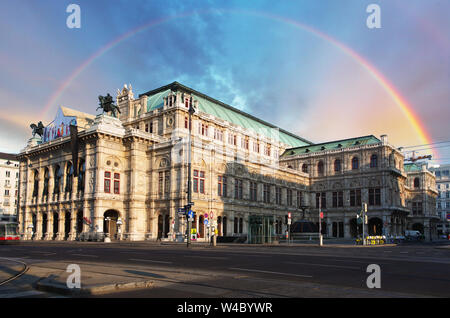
35, 211, 42, 240
68, 208, 77, 241
82, 204, 91, 237
56, 211, 65, 240
44, 212, 53, 240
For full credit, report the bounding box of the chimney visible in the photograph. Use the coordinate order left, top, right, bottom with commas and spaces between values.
380, 134, 388, 145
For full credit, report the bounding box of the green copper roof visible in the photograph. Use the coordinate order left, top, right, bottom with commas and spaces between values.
281, 135, 381, 158
142, 82, 311, 148
404, 163, 423, 172
146, 89, 170, 111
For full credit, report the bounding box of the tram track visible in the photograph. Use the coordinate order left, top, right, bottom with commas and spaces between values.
0, 257, 29, 286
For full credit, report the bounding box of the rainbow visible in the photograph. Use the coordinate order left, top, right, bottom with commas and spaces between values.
39, 8, 435, 158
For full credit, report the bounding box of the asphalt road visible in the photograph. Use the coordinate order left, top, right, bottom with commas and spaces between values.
1, 241, 449, 297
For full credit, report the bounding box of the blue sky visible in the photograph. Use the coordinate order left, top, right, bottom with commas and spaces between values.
0, 0, 449, 163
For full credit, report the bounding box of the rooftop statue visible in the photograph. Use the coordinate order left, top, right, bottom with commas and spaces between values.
97, 93, 121, 118
30, 121, 45, 138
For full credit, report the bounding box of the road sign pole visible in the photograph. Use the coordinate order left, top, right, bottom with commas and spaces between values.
319, 193, 323, 246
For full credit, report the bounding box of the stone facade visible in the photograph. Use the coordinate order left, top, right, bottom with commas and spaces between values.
280, 136, 439, 240
0, 152, 19, 217
17, 82, 438, 242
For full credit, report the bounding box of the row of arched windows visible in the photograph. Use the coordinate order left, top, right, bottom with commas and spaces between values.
301, 154, 379, 175
32, 160, 86, 198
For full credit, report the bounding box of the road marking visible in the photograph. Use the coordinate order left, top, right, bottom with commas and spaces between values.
285, 261, 359, 270
0, 290, 46, 298
184, 255, 228, 260
31, 252, 56, 256
327, 259, 376, 264
120, 251, 145, 255
71, 254, 98, 258
383, 251, 393, 253
400, 252, 409, 254
229, 267, 312, 278
129, 258, 172, 264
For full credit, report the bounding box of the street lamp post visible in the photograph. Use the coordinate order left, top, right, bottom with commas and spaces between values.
318, 193, 323, 246
186, 98, 195, 248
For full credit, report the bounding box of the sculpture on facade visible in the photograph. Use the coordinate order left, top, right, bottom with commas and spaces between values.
30, 121, 45, 137
97, 93, 121, 118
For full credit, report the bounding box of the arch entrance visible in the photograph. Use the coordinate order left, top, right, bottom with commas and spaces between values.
104, 210, 120, 240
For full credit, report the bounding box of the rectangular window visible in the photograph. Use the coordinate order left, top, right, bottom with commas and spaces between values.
264, 144, 271, 156
159, 171, 164, 195
350, 189, 361, 207
263, 184, 270, 203
297, 191, 303, 208
234, 179, 243, 199
104, 171, 111, 193
250, 182, 257, 201
193, 170, 198, 193
333, 192, 338, 208
199, 123, 208, 136
287, 189, 293, 206
218, 176, 223, 197
316, 192, 326, 208
199, 171, 205, 193
4, 189, 9, 196
164, 172, 170, 194
218, 176, 228, 197
275, 187, 282, 205
369, 188, 381, 206
113, 173, 120, 194
214, 129, 223, 141
417, 202, 423, 214
222, 176, 227, 197
253, 141, 260, 153
145, 123, 149, 132
338, 191, 343, 207
6, 171, 10, 178
193, 170, 205, 194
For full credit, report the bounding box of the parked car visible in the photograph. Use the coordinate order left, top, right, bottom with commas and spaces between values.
405, 230, 424, 240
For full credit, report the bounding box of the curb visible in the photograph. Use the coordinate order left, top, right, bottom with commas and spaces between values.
36, 278, 154, 296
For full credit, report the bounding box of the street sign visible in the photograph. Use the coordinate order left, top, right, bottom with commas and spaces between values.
210, 211, 214, 218
287, 219, 291, 225
204, 213, 208, 219
288, 212, 291, 219
204, 219, 209, 225
188, 210, 193, 219
189, 202, 194, 206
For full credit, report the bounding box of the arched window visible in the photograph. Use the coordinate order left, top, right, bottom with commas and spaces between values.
334, 159, 341, 172
370, 154, 378, 168
78, 159, 85, 193
32, 170, 39, 197
65, 162, 73, 193
352, 157, 359, 170
43, 168, 49, 196
302, 164, 308, 173
414, 177, 420, 189
317, 161, 324, 175
54, 165, 62, 194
